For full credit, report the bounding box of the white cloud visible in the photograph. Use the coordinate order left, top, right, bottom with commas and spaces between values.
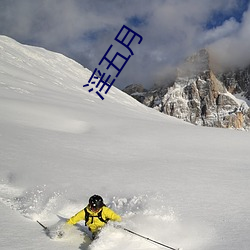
209, 5, 250, 68
200, 18, 240, 45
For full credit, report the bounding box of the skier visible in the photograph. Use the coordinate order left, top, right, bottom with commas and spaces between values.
66, 194, 121, 239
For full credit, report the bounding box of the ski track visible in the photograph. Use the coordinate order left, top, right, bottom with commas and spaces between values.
0, 180, 212, 250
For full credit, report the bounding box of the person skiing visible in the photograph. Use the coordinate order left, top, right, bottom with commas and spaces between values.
66, 194, 121, 239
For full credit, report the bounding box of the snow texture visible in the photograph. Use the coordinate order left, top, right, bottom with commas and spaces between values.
0, 35, 250, 250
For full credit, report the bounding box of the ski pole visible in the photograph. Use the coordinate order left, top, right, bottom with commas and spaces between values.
37, 220, 48, 231
122, 227, 180, 250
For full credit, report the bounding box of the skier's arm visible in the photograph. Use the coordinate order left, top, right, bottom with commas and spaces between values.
67, 209, 85, 225
104, 207, 122, 222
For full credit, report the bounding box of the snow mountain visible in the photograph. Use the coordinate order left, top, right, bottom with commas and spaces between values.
0, 36, 250, 250
124, 49, 250, 130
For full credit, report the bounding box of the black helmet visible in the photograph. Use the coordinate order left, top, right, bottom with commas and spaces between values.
89, 195, 104, 210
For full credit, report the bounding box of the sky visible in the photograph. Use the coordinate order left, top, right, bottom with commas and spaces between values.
0, 0, 249, 89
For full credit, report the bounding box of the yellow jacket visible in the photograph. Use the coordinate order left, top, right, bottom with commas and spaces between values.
67, 206, 121, 233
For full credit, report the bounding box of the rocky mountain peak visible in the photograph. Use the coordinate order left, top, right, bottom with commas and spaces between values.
177, 49, 210, 78
123, 49, 250, 130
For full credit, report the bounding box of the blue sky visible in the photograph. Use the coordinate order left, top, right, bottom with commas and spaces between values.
0, 0, 249, 89
206, 0, 249, 28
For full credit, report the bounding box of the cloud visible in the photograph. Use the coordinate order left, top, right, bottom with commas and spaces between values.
0, 0, 249, 89
209, 4, 250, 69
200, 18, 240, 45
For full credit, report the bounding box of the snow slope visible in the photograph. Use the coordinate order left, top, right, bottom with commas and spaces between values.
0, 35, 250, 250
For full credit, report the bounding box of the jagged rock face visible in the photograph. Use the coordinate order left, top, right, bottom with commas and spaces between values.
217, 66, 250, 99
162, 74, 249, 128
123, 84, 146, 95
122, 84, 147, 103
161, 50, 250, 129
123, 49, 250, 130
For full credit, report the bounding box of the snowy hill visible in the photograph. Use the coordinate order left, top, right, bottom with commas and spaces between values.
0, 36, 250, 250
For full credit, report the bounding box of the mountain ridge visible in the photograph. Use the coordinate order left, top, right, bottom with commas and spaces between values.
123, 48, 250, 130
